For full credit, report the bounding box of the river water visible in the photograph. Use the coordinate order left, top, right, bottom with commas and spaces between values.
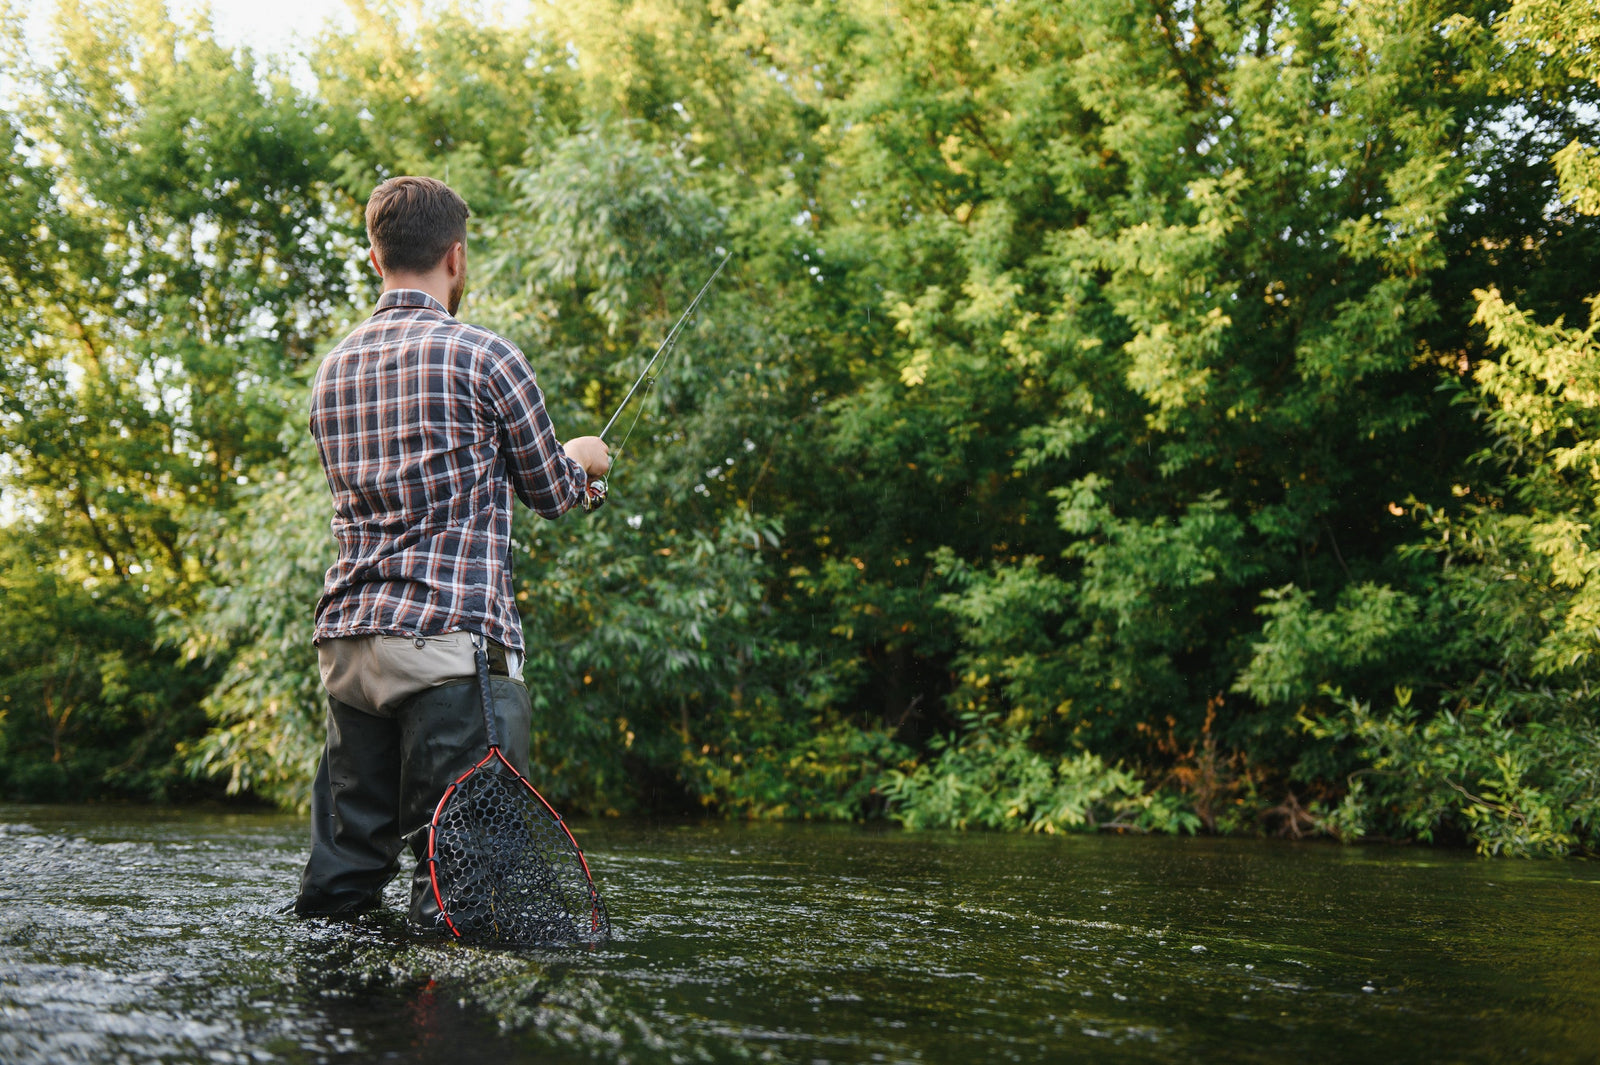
2, 806, 1598, 1064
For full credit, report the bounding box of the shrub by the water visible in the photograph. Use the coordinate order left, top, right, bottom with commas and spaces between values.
2, 0, 1599, 854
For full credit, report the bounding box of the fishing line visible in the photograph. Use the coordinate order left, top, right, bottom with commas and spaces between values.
580, 252, 731, 512
608, 320, 686, 473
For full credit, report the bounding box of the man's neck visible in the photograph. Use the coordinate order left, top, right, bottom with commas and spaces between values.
382, 274, 453, 312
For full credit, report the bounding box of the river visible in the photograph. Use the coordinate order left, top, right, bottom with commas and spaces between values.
2, 805, 1598, 1063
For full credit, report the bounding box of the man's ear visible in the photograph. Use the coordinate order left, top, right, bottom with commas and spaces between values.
368, 248, 384, 278
446, 241, 465, 277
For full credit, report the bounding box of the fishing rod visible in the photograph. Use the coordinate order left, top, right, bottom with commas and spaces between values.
580, 252, 732, 512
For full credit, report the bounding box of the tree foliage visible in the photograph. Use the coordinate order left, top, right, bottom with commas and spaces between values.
3, 0, 1599, 853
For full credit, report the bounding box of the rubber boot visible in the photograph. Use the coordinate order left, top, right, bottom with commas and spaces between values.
294, 696, 404, 916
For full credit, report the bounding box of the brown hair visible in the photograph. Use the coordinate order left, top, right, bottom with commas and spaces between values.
364, 176, 471, 274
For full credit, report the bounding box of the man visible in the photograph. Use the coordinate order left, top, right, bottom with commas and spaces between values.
293, 175, 609, 926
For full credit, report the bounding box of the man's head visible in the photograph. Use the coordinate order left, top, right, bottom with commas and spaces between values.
365, 176, 471, 314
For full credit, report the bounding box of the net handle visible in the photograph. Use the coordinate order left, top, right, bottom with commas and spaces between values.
472, 633, 501, 750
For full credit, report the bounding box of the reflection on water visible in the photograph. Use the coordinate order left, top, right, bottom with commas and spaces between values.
2, 806, 1599, 1064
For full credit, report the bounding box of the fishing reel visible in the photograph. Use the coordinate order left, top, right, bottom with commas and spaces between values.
581, 476, 608, 512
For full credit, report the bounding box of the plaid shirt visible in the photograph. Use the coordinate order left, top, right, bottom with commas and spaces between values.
309, 289, 586, 654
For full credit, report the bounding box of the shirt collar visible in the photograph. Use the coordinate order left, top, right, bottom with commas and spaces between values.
374, 288, 450, 316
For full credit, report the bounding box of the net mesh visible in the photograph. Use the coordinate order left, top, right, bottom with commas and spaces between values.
429, 758, 609, 947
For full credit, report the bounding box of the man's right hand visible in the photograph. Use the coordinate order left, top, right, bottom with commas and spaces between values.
563, 436, 612, 477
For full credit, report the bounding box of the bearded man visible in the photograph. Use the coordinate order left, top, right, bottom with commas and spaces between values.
292, 175, 609, 926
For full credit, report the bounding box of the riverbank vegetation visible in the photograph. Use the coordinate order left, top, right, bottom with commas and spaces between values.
3, 0, 1599, 854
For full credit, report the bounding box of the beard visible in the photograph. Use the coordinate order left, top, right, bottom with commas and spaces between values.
447, 270, 466, 316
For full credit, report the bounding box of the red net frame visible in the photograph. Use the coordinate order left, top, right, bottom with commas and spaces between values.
422, 640, 609, 946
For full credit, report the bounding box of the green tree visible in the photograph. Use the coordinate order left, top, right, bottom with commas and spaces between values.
0, 0, 356, 798
1241, 0, 1600, 854
8, 0, 1600, 847
756, 0, 1594, 813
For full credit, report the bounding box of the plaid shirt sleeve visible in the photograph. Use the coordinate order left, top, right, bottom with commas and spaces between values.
479, 343, 589, 518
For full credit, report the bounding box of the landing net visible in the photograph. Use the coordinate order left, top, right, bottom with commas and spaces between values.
425, 641, 609, 948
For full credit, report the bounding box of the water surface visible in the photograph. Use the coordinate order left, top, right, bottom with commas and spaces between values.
2, 806, 1597, 1063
